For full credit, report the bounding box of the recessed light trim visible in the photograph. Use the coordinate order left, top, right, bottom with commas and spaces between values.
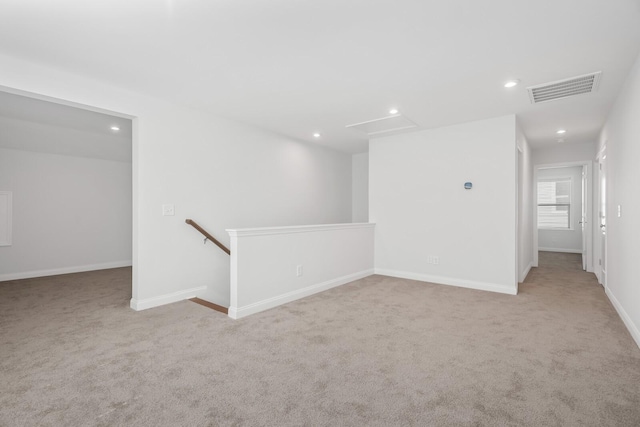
504, 80, 520, 88
110, 126, 120, 131
556, 129, 566, 134
313, 133, 321, 138
389, 108, 399, 115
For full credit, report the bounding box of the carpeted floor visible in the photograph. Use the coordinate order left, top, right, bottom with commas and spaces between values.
1, 252, 639, 426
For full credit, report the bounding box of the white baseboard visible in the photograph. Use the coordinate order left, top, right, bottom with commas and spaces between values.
519, 262, 533, 283
538, 247, 582, 254
228, 269, 374, 320
374, 269, 518, 295
605, 287, 640, 350
0, 260, 132, 282
130, 286, 207, 311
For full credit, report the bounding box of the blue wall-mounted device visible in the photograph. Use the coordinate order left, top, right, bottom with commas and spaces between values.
464, 182, 472, 190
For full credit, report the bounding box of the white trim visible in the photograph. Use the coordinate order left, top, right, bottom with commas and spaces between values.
0, 191, 12, 246
538, 247, 582, 254
533, 160, 593, 272
595, 144, 607, 162
0, 260, 132, 282
227, 222, 375, 237
536, 161, 595, 169
606, 287, 640, 349
374, 269, 518, 295
130, 285, 206, 311
0, 85, 137, 119
228, 269, 374, 319
131, 115, 140, 313
519, 261, 533, 283
515, 143, 520, 291
594, 146, 606, 287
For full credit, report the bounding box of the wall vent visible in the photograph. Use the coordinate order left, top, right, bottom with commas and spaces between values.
527, 72, 602, 104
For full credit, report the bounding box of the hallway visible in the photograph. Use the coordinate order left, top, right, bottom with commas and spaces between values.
534, 251, 586, 272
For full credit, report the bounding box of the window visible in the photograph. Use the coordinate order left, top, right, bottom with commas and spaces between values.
538, 178, 571, 229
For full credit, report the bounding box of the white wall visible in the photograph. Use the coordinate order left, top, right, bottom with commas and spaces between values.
138, 102, 352, 309
352, 152, 369, 222
517, 124, 534, 282
370, 115, 518, 295
537, 166, 583, 253
532, 141, 596, 165
0, 53, 353, 309
0, 148, 132, 280
598, 51, 640, 348
227, 223, 374, 319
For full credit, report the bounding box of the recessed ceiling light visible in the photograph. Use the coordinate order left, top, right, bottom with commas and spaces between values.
504, 80, 520, 88
556, 129, 566, 134
110, 126, 120, 131
389, 108, 399, 115
313, 133, 321, 138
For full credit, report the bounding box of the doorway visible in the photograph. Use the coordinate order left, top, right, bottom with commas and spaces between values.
533, 161, 593, 272
0, 87, 135, 299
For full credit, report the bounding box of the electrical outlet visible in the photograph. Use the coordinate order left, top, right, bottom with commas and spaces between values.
296, 265, 303, 277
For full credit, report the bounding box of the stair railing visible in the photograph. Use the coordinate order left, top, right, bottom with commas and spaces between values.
185, 219, 231, 255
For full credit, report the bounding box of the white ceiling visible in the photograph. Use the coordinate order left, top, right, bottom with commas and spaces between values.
0, 91, 132, 137
0, 0, 639, 153
0, 91, 132, 162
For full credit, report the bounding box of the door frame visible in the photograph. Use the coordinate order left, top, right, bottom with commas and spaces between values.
594, 145, 607, 286
533, 160, 593, 271
581, 164, 588, 270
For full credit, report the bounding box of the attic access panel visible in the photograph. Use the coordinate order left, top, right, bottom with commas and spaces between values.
346, 114, 418, 137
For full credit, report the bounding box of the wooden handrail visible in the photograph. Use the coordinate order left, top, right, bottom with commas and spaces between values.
185, 219, 231, 255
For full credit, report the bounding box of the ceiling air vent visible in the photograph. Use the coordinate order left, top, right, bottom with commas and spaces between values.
527, 72, 602, 104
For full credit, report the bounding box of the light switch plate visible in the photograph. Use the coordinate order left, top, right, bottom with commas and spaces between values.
162, 204, 175, 216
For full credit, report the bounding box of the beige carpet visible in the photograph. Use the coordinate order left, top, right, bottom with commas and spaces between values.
1, 253, 639, 426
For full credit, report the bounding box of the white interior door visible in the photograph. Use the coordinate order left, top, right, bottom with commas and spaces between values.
581, 166, 587, 271
599, 154, 607, 286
